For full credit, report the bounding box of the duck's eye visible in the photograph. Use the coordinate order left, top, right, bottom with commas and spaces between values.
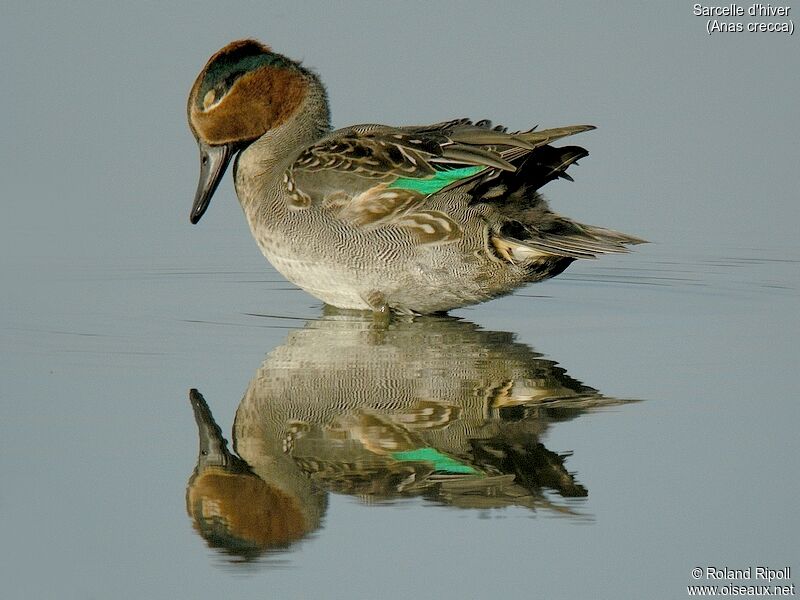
203, 89, 217, 110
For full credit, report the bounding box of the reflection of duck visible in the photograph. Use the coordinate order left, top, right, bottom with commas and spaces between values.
187, 312, 636, 560
187, 40, 643, 314
186, 390, 326, 562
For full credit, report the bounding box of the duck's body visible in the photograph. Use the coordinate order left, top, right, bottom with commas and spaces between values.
189, 40, 643, 314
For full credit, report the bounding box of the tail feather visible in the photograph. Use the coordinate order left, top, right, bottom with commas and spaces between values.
494, 222, 646, 262
510, 124, 596, 152
418, 119, 646, 264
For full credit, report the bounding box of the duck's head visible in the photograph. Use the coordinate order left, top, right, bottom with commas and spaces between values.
187, 39, 313, 223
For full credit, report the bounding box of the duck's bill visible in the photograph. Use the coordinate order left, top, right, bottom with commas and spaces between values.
190, 142, 235, 224
189, 389, 230, 469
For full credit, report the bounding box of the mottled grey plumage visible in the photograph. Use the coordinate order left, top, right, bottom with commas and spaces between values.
189, 40, 645, 313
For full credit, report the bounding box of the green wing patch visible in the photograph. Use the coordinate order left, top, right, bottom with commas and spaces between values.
391, 447, 479, 475
388, 165, 486, 195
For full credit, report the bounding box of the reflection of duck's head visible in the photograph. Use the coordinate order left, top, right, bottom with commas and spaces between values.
186, 390, 325, 561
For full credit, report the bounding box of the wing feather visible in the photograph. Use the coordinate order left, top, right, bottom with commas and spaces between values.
283, 119, 622, 250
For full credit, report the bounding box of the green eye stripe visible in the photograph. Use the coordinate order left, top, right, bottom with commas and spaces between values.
198, 51, 300, 108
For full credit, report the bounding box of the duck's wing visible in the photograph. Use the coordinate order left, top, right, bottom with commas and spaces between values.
284, 119, 594, 245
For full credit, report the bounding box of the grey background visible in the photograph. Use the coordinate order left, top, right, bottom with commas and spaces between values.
2, 2, 798, 599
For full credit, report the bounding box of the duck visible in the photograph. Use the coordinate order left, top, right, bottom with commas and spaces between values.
188, 39, 644, 314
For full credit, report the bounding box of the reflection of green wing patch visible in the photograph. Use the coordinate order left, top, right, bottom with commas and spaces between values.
389, 166, 485, 195
392, 447, 479, 475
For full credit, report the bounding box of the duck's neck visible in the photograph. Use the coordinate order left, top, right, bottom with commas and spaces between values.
234, 75, 331, 221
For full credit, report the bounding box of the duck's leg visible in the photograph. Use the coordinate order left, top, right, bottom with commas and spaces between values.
362, 290, 388, 313
362, 290, 394, 323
